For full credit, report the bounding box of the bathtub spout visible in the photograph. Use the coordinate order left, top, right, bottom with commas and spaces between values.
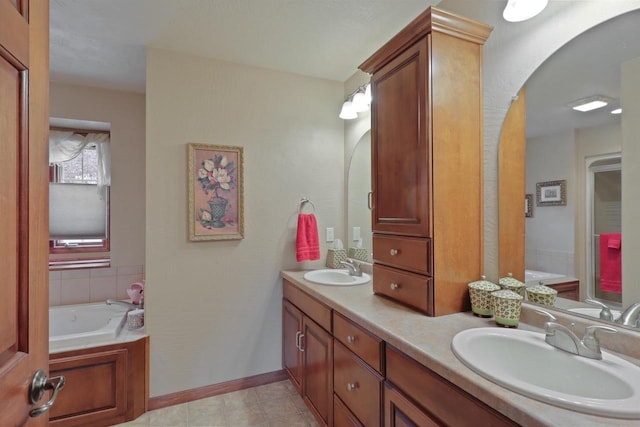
106, 299, 138, 310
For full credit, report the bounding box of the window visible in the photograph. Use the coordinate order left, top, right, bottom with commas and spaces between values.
49, 127, 111, 264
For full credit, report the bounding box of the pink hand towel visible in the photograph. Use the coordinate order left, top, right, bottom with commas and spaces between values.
296, 213, 320, 262
600, 233, 622, 293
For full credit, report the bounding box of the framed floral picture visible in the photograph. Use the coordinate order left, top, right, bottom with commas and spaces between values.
188, 143, 244, 241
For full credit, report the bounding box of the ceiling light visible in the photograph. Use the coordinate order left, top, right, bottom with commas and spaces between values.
339, 101, 357, 120
503, 0, 548, 22
569, 95, 612, 112
611, 108, 622, 115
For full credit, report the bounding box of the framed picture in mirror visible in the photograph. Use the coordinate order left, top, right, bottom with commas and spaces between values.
536, 180, 566, 207
525, 194, 533, 217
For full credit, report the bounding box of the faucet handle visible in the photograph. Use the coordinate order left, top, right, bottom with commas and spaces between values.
585, 299, 614, 321
582, 325, 617, 356
534, 308, 557, 322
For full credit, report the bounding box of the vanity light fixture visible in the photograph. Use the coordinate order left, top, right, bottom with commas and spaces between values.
569, 95, 612, 112
503, 0, 548, 22
339, 83, 371, 120
611, 108, 622, 115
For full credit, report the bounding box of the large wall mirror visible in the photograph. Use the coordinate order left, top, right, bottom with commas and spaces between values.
347, 130, 372, 263
499, 8, 640, 329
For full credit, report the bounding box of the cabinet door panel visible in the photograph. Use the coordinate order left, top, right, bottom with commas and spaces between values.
283, 300, 303, 392
303, 317, 333, 426
385, 383, 439, 427
371, 38, 430, 237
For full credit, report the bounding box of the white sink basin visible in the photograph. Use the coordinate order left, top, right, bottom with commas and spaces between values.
303, 269, 371, 286
452, 327, 640, 419
568, 307, 622, 320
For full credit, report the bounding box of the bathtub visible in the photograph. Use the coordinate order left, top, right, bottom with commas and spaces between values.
49, 302, 129, 350
524, 269, 566, 283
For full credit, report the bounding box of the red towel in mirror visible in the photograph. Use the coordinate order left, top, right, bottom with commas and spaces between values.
296, 214, 320, 262
599, 233, 622, 293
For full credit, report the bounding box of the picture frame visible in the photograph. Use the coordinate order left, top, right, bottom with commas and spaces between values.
525, 194, 533, 217
536, 180, 566, 207
187, 143, 244, 241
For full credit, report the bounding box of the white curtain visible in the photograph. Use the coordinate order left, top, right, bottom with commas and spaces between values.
49, 130, 111, 195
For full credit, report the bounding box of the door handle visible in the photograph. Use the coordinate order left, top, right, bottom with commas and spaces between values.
299, 333, 305, 352
295, 331, 301, 350
367, 191, 373, 210
29, 369, 66, 417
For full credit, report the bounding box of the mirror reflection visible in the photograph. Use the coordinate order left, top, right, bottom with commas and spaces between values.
347, 130, 372, 263
501, 9, 640, 328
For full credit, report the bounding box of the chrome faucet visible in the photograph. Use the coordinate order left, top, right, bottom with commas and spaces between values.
339, 259, 362, 277
616, 302, 640, 327
106, 299, 138, 310
585, 299, 640, 327
535, 308, 617, 360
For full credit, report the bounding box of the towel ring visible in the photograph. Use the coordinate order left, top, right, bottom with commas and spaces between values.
299, 197, 316, 213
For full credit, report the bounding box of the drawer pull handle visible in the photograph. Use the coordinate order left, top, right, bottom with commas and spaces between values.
347, 382, 358, 392
299, 334, 305, 352
390, 283, 399, 290
347, 335, 356, 343
390, 248, 399, 256
295, 331, 301, 350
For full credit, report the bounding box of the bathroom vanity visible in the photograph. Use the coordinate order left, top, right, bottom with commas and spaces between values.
282, 270, 640, 426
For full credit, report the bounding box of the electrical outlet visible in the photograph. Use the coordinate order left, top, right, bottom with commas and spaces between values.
353, 227, 361, 241
326, 227, 334, 242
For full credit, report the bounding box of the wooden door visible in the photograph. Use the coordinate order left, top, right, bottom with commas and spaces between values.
371, 38, 430, 237
282, 300, 303, 392
384, 384, 439, 427
0, 1, 51, 425
302, 317, 333, 427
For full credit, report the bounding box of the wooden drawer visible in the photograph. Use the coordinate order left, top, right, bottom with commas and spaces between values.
283, 279, 332, 332
334, 341, 383, 427
547, 280, 579, 301
373, 234, 430, 274
333, 312, 383, 374
373, 264, 432, 315
386, 346, 518, 427
333, 395, 363, 427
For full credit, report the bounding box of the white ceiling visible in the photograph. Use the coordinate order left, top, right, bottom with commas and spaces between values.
49, 0, 440, 92
50, 1, 639, 138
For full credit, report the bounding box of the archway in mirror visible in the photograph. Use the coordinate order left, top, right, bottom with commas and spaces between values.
498, 8, 640, 321
347, 130, 372, 263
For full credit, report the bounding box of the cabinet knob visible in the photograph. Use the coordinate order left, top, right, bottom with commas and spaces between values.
347, 335, 356, 343
390, 283, 399, 290
390, 248, 398, 256
347, 382, 358, 392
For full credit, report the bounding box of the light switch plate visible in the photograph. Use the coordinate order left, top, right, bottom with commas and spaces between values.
352, 227, 361, 241
326, 227, 334, 242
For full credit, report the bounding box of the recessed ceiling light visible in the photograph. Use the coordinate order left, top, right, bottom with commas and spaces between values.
568, 96, 612, 112
611, 108, 622, 115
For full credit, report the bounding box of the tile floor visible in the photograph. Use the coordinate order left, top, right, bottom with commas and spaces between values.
113, 380, 318, 427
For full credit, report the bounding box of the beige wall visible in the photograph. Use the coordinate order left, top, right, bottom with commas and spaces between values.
49, 83, 146, 305
145, 48, 344, 397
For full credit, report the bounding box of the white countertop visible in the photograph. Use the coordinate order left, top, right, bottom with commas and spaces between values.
282, 270, 640, 427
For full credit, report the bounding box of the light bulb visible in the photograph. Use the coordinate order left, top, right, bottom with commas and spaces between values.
339, 101, 357, 120
364, 84, 371, 104
503, 0, 548, 22
352, 92, 369, 113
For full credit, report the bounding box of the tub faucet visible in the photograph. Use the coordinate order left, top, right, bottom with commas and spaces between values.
106, 299, 138, 311
535, 308, 617, 360
339, 259, 362, 277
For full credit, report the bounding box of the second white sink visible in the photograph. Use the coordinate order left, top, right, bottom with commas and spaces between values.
303, 269, 371, 286
451, 327, 640, 419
